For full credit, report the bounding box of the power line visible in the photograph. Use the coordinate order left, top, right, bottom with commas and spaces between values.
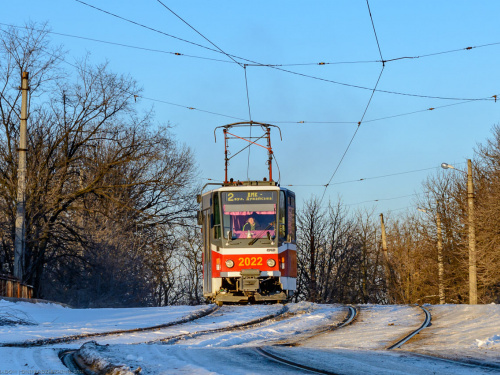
244, 66, 253, 179
320, 64, 385, 201
72, 1, 495, 102
285, 165, 446, 187
155, 0, 243, 67
0, 22, 234, 64
3, 24, 494, 129
0, 26, 248, 123
366, 0, 384, 63
320, 0, 385, 204
345, 193, 421, 207
73, 0, 223, 56
265, 99, 486, 125
4, 21, 499, 70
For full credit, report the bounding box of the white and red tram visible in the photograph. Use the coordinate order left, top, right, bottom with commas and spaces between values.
197, 122, 297, 304
198, 181, 296, 304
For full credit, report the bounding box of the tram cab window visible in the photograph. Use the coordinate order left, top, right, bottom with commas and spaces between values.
213, 192, 221, 239
221, 191, 277, 242
279, 191, 286, 243
288, 195, 296, 243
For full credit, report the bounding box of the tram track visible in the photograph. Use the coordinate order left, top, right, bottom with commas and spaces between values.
57, 305, 292, 374
253, 305, 358, 375
1, 304, 219, 348
160, 304, 290, 344
387, 305, 431, 350
55, 303, 499, 375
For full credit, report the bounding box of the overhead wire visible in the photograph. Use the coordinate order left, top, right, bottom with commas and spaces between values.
320, 64, 385, 204
320, 0, 385, 204
345, 193, 421, 207
155, 0, 243, 67
266, 99, 483, 125
4, 22, 499, 69
72, 0, 495, 102
0, 27, 247, 123
244, 65, 253, 180
0, 22, 235, 64
151, 1, 256, 180
285, 165, 447, 187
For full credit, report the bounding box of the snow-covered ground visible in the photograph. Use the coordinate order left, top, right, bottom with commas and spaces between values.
1, 299, 499, 374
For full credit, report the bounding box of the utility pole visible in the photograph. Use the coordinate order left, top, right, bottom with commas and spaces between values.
14, 72, 29, 281
435, 209, 445, 304
309, 231, 316, 302
467, 159, 477, 304
441, 159, 478, 304
379, 214, 391, 297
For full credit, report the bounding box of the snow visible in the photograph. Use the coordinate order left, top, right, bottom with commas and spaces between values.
0, 299, 208, 344
1, 299, 499, 374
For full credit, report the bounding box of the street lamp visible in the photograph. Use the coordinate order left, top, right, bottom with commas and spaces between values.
417, 206, 445, 304
441, 159, 477, 304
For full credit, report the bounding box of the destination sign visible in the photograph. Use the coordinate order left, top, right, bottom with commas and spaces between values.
223, 191, 276, 203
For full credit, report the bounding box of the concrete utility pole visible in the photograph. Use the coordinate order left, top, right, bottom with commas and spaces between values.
309, 231, 317, 303
441, 159, 477, 304
467, 159, 477, 304
435, 209, 445, 304
14, 72, 29, 281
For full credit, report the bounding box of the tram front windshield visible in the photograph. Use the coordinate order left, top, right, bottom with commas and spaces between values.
221, 191, 277, 242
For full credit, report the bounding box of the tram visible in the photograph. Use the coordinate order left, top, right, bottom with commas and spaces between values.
197, 122, 297, 304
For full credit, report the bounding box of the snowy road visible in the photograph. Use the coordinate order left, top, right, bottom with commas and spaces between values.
1, 299, 500, 374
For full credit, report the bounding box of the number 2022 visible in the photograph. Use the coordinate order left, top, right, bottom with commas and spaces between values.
238, 257, 263, 266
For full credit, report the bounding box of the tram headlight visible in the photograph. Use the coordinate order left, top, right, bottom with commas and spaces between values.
225, 259, 235, 268
266, 258, 276, 267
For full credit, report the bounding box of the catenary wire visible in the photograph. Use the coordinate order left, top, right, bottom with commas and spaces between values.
285, 165, 452, 187
345, 193, 421, 207
152, 2, 256, 179
320, 0, 384, 204
155, 0, 243, 67
0, 27, 248, 123
0, 22, 234, 64
366, 0, 384, 62
244, 65, 253, 180
3, 23, 500, 69
320, 65, 385, 203
3, 25, 494, 130
266, 99, 483, 125
71, 1, 495, 102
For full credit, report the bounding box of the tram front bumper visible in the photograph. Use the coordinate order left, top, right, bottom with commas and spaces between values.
238, 269, 260, 292
214, 291, 287, 303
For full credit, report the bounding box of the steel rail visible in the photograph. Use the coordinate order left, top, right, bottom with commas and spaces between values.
387, 305, 431, 350
253, 305, 358, 374
255, 347, 340, 375
282, 305, 358, 346
161, 304, 290, 344
2, 304, 220, 348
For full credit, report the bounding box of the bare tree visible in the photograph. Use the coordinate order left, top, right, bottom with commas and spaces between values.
0, 24, 198, 304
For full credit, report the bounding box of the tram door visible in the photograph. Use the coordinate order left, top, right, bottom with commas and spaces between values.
203, 210, 212, 294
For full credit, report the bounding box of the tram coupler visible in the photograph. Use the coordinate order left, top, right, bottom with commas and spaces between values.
238, 269, 260, 292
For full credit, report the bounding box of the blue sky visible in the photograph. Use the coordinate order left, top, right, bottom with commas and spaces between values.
1, 1, 499, 215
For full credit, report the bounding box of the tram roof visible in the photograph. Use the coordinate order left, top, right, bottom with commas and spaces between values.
201, 181, 294, 197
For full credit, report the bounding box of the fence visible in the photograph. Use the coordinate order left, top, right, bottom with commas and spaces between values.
0, 274, 33, 299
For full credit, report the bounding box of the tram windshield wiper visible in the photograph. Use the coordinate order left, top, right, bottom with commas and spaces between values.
248, 223, 275, 246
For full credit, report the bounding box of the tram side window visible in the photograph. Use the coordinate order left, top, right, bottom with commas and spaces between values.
279, 191, 286, 242
288, 195, 296, 243
213, 193, 221, 239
